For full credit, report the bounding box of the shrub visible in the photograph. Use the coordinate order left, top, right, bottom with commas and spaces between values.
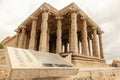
0, 44, 4, 49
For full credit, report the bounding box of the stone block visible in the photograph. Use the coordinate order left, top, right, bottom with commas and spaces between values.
5, 47, 78, 80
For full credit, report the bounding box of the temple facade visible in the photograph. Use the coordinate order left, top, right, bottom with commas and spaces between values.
3, 3, 106, 67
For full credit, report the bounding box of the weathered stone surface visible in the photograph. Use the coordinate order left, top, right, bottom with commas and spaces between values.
5, 47, 78, 79
112, 60, 120, 67
0, 49, 5, 64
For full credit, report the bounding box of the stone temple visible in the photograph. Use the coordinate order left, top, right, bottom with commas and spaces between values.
2, 3, 120, 80
1, 3, 106, 67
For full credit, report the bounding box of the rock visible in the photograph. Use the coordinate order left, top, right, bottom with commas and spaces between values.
112, 60, 120, 67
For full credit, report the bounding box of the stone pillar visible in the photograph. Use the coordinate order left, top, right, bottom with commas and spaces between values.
69, 28, 71, 52
78, 35, 81, 53
47, 27, 50, 52
29, 17, 38, 50
64, 42, 68, 52
23, 33, 27, 49
39, 10, 49, 52
81, 17, 89, 56
18, 27, 26, 48
92, 27, 99, 57
15, 29, 20, 47
70, 10, 78, 54
98, 29, 104, 59
88, 36, 91, 56
56, 17, 62, 54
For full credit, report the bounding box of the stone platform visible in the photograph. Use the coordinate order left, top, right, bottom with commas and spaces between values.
72, 54, 108, 67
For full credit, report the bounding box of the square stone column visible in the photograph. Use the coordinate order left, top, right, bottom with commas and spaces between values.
81, 17, 89, 56
70, 10, 78, 54
29, 16, 38, 50
92, 27, 99, 57
56, 16, 63, 54
39, 10, 49, 52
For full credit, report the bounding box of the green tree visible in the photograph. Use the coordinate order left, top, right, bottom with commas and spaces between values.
0, 44, 4, 49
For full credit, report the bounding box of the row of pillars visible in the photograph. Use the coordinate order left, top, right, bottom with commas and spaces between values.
15, 9, 104, 59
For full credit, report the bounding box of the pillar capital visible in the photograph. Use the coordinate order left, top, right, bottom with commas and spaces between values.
55, 16, 63, 20
41, 6, 50, 13
69, 5, 79, 13
14, 29, 20, 33
30, 16, 38, 20
19, 25, 27, 29
81, 16, 89, 21
97, 29, 104, 34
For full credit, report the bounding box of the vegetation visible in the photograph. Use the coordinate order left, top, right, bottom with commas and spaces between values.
0, 44, 4, 49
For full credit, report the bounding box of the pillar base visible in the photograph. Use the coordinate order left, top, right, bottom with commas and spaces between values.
71, 54, 108, 67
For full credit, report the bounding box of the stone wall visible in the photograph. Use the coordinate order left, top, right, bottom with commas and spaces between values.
0, 49, 5, 64
4, 37, 16, 47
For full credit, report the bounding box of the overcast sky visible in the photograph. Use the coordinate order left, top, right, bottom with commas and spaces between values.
0, 0, 120, 63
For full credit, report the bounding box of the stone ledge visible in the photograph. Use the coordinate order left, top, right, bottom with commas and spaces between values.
72, 54, 106, 63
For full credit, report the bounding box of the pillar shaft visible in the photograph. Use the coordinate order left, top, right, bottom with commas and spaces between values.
81, 18, 89, 55
23, 34, 27, 49
39, 11, 49, 52
98, 31, 104, 59
15, 30, 20, 47
88, 36, 91, 56
47, 27, 50, 52
29, 18, 37, 50
69, 28, 71, 52
92, 29, 99, 57
56, 17, 62, 53
18, 28, 26, 48
70, 11, 78, 54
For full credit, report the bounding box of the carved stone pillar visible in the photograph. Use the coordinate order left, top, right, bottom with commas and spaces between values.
98, 29, 104, 59
47, 27, 50, 52
18, 27, 26, 48
29, 17, 38, 50
39, 10, 49, 52
15, 29, 20, 47
88, 36, 91, 56
56, 17, 62, 54
23, 33, 27, 49
69, 28, 71, 52
92, 28, 99, 57
81, 17, 89, 56
70, 10, 78, 54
